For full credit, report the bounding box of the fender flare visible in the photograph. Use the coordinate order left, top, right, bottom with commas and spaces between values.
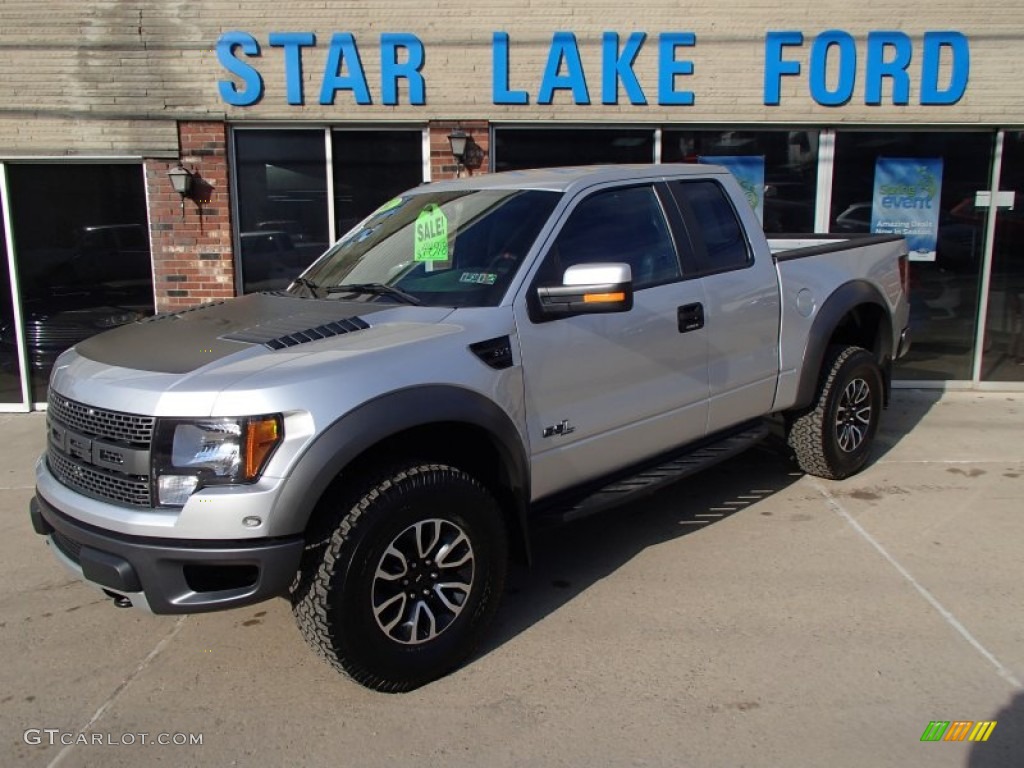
792, 280, 894, 411
271, 385, 531, 552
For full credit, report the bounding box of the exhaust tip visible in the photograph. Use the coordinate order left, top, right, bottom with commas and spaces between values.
102, 589, 133, 608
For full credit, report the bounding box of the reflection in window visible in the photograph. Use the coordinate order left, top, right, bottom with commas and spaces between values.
494, 128, 654, 172
5, 163, 153, 403
663, 130, 819, 233
542, 186, 679, 289
669, 181, 751, 274
332, 130, 423, 236
235, 130, 329, 293
830, 131, 992, 381
0, 217, 24, 404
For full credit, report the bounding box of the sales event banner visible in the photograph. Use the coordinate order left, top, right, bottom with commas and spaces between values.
871, 157, 943, 262
699, 156, 765, 223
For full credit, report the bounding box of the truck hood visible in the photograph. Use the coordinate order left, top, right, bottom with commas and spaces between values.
72, 292, 454, 375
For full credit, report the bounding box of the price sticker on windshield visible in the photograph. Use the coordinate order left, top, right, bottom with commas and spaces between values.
414, 204, 449, 263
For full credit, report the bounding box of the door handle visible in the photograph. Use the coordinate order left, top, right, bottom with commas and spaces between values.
678, 303, 704, 333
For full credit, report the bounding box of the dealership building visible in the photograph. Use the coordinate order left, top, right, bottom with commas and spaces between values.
0, 1, 1022, 409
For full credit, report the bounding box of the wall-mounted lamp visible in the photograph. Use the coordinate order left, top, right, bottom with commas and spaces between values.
448, 128, 469, 177
167, 163, 194, 218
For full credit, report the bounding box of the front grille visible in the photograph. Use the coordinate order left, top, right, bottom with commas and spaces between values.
48, 393, 154, 446
48, 450, 152, 507
47, 392, 154, 507
52, 530, 82, 564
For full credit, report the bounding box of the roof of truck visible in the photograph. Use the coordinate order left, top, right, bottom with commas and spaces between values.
419, 163, 728, 195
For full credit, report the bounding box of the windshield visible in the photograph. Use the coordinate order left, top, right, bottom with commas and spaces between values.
291, 189, 561, 307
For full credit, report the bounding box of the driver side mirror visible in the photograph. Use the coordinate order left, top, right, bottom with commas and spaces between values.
535, 263, 634, 318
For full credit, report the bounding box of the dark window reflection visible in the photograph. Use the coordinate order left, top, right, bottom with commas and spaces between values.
332, 130, 423, 236
982, 131, 1024, 381
235, 130, 329, 293
830, 132, 992, 381
6, 163, 154, 403
0, 219, 25, 404
494, 128, 654, 172
663, 130, 819, 233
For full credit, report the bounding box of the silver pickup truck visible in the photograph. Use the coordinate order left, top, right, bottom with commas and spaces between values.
30, 165, 910, 691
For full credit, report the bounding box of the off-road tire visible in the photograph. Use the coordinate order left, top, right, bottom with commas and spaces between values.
787, 345, 884, 480
291, 462, 507, 692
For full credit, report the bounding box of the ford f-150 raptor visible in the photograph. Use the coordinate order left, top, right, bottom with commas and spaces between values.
30, 164, 911, 691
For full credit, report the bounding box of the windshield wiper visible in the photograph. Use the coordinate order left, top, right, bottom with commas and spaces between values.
324, 283, 422, 305
290, 276, 323, 298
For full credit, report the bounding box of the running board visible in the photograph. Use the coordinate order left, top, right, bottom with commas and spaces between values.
540, 422, 771, 525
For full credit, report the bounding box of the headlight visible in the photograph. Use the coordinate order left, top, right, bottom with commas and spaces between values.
152, 415, 283, 506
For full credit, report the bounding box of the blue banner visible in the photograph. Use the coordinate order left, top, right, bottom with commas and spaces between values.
871, 157, 943, 262
699, 155, 765, 223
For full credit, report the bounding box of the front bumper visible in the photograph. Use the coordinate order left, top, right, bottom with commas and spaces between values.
30, 493, 304, 614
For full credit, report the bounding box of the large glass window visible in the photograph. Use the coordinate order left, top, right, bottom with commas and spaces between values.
494, 128, 654, 172
830, 131, 993, 381
234, 130, 329, 293
0, 216, 25, 404
332, 130, 423, 236
981, 131, 1024, 381
5, 163, 153, 403
663, 130, 819, 234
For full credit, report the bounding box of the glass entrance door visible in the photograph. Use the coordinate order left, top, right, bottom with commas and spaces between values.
980, 131, 1024, 382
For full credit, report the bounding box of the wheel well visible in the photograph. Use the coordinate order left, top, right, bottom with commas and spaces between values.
825, 302, 893, 402
309, 422, 529, 564
828, 303, 887, 357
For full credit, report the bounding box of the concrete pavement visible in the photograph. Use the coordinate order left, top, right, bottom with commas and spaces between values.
1, 390, 1022, 767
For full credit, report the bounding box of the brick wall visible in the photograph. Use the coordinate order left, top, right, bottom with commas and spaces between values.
429, 121, 490, 180
145, 122, 235, 313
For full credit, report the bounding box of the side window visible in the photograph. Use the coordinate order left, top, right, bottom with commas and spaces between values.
670, 181, 752, 274
539, 185, 680, 289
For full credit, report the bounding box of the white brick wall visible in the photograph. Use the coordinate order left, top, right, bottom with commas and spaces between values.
0, 1, 1021, 154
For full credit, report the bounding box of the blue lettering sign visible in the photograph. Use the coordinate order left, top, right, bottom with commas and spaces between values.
492, 32, 529, 105
865, 31, 912, 105
601, 32, 647, 105
921, 31, 970, 105
319, 33, 372, 105
763, 31, 802, 106
538, 32, 590, 105
657, 32, 695, 105
809, 30, 856, 106
381, 33, 426, 105
269, 32, 315, 105
217, 32, 264, 107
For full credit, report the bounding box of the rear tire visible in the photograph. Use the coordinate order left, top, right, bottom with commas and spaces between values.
787, 345, 884, 480
291, 462, 507, 692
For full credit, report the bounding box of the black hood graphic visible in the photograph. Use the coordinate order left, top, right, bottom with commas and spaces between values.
73, 293, 388, 374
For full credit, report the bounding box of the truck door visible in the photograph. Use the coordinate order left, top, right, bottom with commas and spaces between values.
513, 183, 710, 501
665, 178, 781, 434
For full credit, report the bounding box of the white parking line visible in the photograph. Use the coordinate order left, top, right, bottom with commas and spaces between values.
47, 617, 187, 768
813, 481, 1022, 691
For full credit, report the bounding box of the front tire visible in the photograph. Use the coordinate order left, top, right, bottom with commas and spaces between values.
291, 463, 508, 692
787, 345, 884, 480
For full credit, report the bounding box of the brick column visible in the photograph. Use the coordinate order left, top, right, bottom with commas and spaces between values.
145, 121, 235, 313
429, 121, 490, 180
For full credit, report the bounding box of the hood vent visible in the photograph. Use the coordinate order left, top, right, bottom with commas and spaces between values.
223, 316, 370, 350
145, 300, 228, 322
